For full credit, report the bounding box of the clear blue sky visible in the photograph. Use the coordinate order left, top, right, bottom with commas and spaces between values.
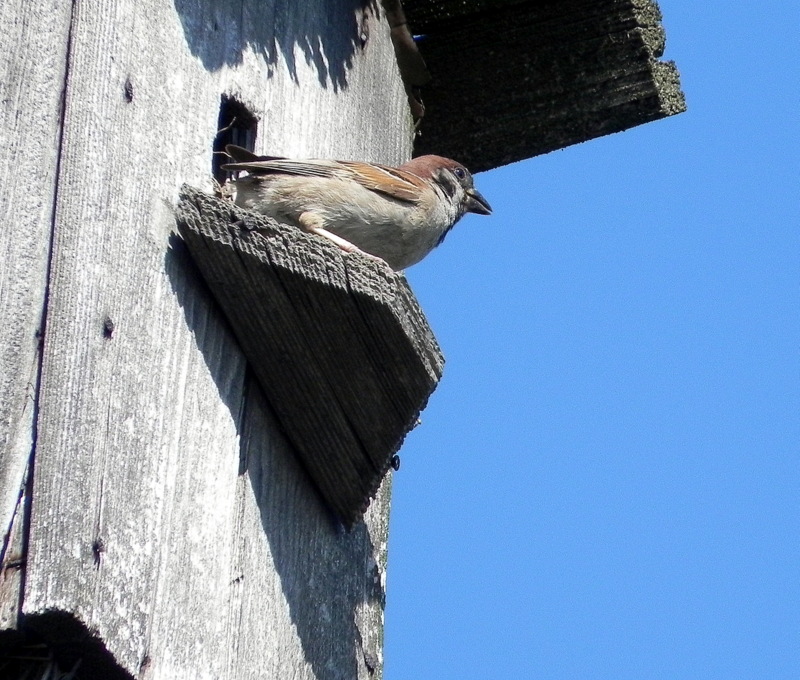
385, 3, 798, 679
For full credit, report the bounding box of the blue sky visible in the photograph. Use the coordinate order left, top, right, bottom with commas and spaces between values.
385, 2, 798, 678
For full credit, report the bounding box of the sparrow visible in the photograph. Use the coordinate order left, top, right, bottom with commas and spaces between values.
221, 145, 491, 270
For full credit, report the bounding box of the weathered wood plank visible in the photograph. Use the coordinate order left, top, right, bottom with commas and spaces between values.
14, 0, 410, 677
175, 187, 443, 524
0, 481, 27, 630
405, 0, 686, 171
0, 0, 72, 561
224, 380, 391, 680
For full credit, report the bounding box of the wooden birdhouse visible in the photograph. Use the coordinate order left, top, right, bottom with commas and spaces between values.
0, 1, 683, 678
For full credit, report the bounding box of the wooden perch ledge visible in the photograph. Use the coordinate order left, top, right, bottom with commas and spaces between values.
175, 186, 444, 525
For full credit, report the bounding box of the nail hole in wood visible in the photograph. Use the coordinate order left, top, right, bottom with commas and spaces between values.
102, 317, 115, 338
92, 537, 105, 567
123, 77, 134, 102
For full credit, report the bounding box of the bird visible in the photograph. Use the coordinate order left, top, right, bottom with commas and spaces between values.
221, 145, 491, 271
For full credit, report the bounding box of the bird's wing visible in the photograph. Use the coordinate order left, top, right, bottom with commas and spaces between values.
222, 144, 424, 204
222, 157, 342, 178
337, 161, 424, 203
223, 144, 331, 175
224, 145, 270, 164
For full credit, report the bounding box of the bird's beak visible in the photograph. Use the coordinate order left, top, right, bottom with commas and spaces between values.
466, 188, 492, 215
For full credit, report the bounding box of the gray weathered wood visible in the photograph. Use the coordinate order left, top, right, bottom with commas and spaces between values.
224, 382, 392, 680
0, 0, 72, 560
175, 187, 443, 525
0, 481, 27, 631
3, 0, 411, 677
405, 0, 686, 171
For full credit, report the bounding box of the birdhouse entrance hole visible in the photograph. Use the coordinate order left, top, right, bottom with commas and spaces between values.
213, 96, 258, 184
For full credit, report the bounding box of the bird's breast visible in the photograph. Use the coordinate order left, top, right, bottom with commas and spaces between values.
232, 174, 453, 270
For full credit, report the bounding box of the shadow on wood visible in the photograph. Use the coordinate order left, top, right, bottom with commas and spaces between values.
238, 381, 387, 678
174, 186, 444, 525
172, 0, 378, 91
0, 612, 134, 680
163, 244, 389, 678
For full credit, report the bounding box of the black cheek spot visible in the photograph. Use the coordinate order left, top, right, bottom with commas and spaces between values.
437, 170, 458, 199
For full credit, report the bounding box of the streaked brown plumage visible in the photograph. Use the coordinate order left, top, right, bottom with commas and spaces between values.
222, 145, 491, 270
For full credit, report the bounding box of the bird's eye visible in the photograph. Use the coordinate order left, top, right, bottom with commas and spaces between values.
454, 167, 466, 180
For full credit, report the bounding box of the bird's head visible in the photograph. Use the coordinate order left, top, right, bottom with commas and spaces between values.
403, 155, 492, 218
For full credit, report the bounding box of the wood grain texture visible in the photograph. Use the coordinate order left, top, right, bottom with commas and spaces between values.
225, 381, 392, 680
0, 0, 72, 557
404, 0, 687, 172
0, 482, 27, 630
9, 0, 411, 677
175, 187, 443, 525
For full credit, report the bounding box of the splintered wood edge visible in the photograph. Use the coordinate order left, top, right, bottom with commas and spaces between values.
174, 186, 444, 523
